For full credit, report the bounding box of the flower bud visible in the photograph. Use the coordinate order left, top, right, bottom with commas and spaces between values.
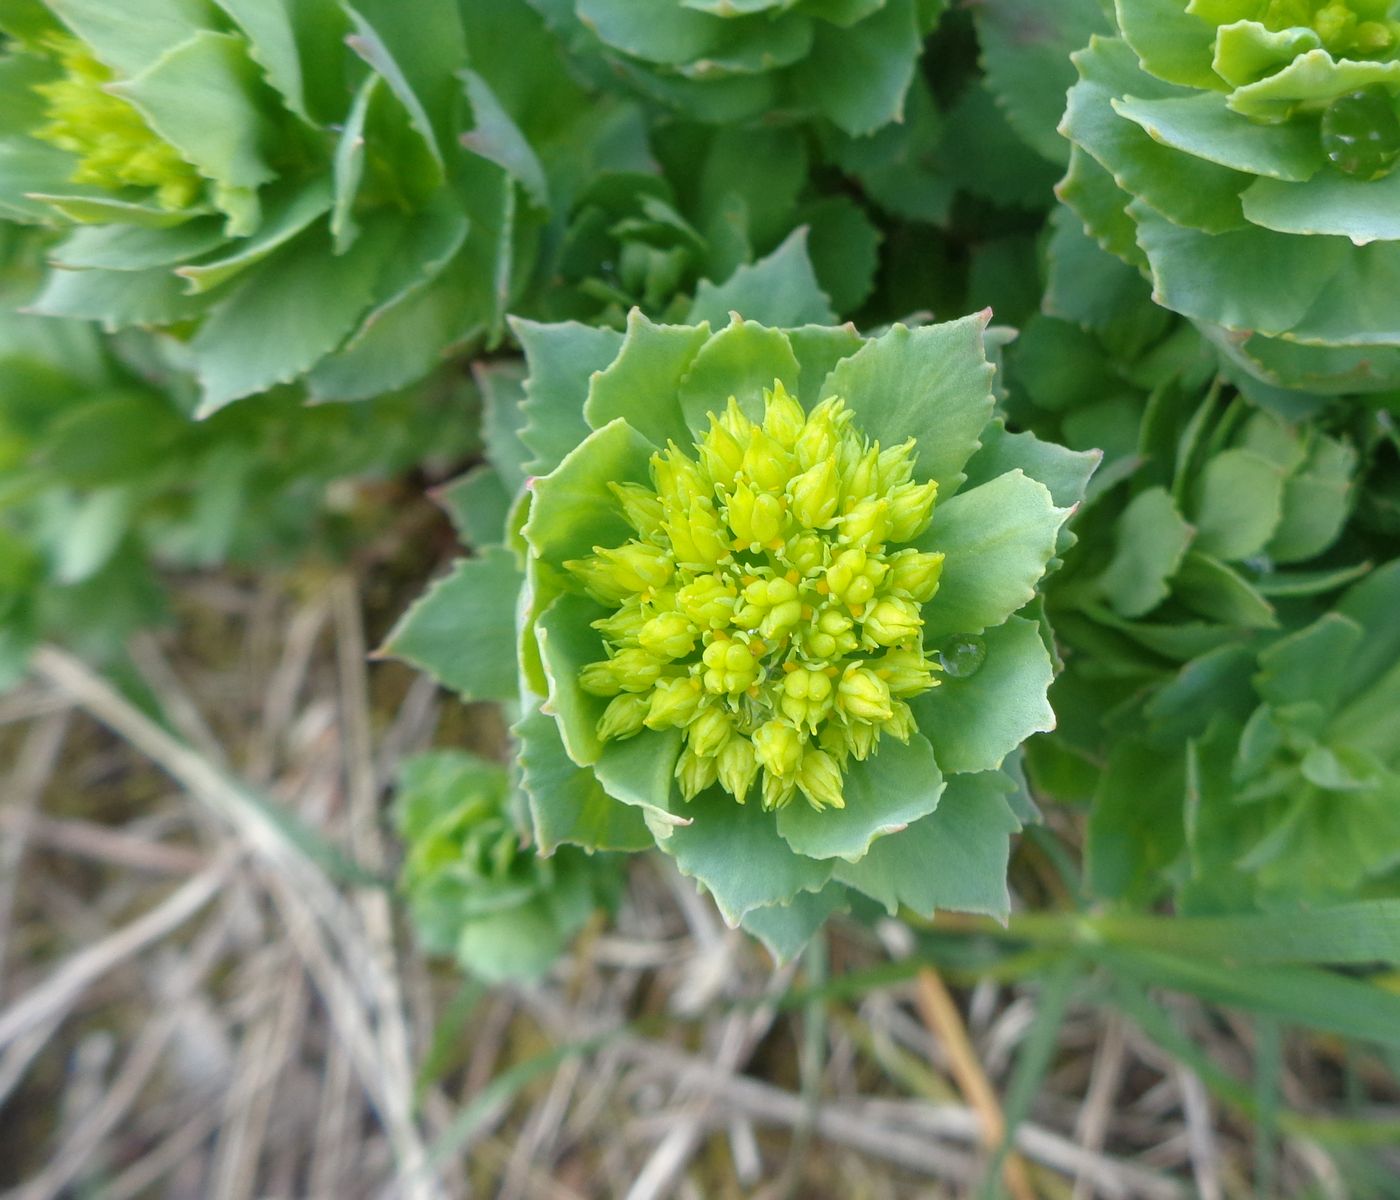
651, 445, 707, 509
689, 705, 733, 757
795, 397, 847, 470
639, 611, 698, 659
598, 693, 649, 740
862, 597, 922, 646
877, 647, 938, 697
567, 542, 673, 602
592, 603, 649, 644
717, 734, 759, 803
838, 665, 893, 722
876, 439, 917, 491
610, 648, 666, 692
645, 675, 703, 728
664, 499, 729, 568
763, 381, 806, 449
752, 719, 804, 779
887, 480, 938, 542
885, 550, 944, 602
675, 745, 718, 801
699, 412, 746, 489
796, 748, 845, 811
882, 699, 916, 742
841, 444, 880, 504
676, 575, 736, 628
789, 458, 840, 529
580, 659, 623, 696
785, 532, 826, 576
727, 481, 785, 548
761, 771, 797, 811
741, 428, 794, 493
840, 497, 890, 547
780, 667, 835, 731
609, 482, 664, 539
702, 637, 759, 694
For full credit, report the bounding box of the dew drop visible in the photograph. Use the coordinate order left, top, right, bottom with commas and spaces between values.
937, 634, 987, 678
1320, 86, 1400, 180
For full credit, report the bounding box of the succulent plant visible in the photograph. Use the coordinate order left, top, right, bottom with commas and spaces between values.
527, 0, 943, 134
387, 244, 1096, 954
394, 751, 619, 981
1059, 0, 1400, 394
0, 0, 555, 410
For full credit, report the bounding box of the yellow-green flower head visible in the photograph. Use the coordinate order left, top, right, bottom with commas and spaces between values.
1189, 0, 1400, 61
32, 36, 201, 211
567, 381, 947, 814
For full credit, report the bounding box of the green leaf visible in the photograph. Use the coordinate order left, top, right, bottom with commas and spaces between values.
583, 311, 709, 451
189, 219, 393, 414
1228, 49, 1400, 122
1190, 448, 1286, 561
382, 547, 522, 702
28, 263, 210, 330
975, 0, 1111, 165
798, 195, 881, 314
792, 0, 920, 135
834, 770, 1021, 918
511, 318, 624, 476
1242, 168, 1400, 243
1113, 0, 1218, 89
687, 229, 837, 328
919, 470, 1067, 639
1063, 38, 1248, 236
1172, 550, 1278, 627
1337, 560, 1400, 696
436, 467, 510, 551
1254, 613, 1362, 715
534, 589, 610, 766
591, 728, 686, 823
516, 704, 652, 853
50, 219, 228, 271
524, 418, 656, 570
0, 142, 79, 223
961, 419, 1101, 511
175, 181, 332, 294
914, 615, 1056, 776
1054, 144, 1148, 271
212, 0, 314, 122
576, 0, 722, 64
330, 73, 374, 253
664, 788, 834, 925
1086, 738, 1184, 903
777, 733, 944, 862
342, 2, 444, 177
741, 884, 849, 962
476, 359, 532, 497
110, 30, 277, 210
819, 314, 996, 498
1266, 434, 1355, 564
1111, 91, 1324, 181
1098, 486, 1195, 618
47, 0, 218, 75
461, 68, 549, 207
677, 318, 799, 432
785, 323, 864, 408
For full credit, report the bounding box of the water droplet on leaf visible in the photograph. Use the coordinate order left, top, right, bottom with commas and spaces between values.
1321, 87, 1400, 180
937, 635, 986, 678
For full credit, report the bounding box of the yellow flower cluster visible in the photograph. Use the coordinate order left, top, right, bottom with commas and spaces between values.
568, 382, 945, 813
33, 36, 202, 211
1196, 0, 1400, 59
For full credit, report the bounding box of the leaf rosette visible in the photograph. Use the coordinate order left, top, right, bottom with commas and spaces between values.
0, 0, 556, 411
394, 750, 619, 982
389, 285, 1095, 954
526, 0, 943, 135
1060, 0, 1400, 394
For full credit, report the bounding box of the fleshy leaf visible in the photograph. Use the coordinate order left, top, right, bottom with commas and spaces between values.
47, 0, 217, 75
914, 615, 1056, 775
664, 788, 834, 925
524, 417, 656, 570
687, 229, 835, 328
383, 547, 521, 703
677, 318, 800, 432
534, 589, 610, 766
510, 318, 625, 476
517, 704, 652, 853
1113, 0, 1218, 89
740, 884, 848, 962
834, 770, 1021, 918
919, 470, 1068, 639
818, 315, 996, 498
591, 729, 687, 823
583, 310, 709, 451
776, 733, 944, 862
1241, 169, 1400, 244
1255, 612, 1363, 715
792, 0, 919, 135
1098, 486, 1195, 618
1111, 90, 1324, 181
1190, 448, 1286, 561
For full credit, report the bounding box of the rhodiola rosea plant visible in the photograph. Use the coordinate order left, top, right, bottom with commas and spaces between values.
387, 253, 1097, 961
1060, 0, 1400, 394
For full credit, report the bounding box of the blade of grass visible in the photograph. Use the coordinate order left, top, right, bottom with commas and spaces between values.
1254, 1017, 1281, 1200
